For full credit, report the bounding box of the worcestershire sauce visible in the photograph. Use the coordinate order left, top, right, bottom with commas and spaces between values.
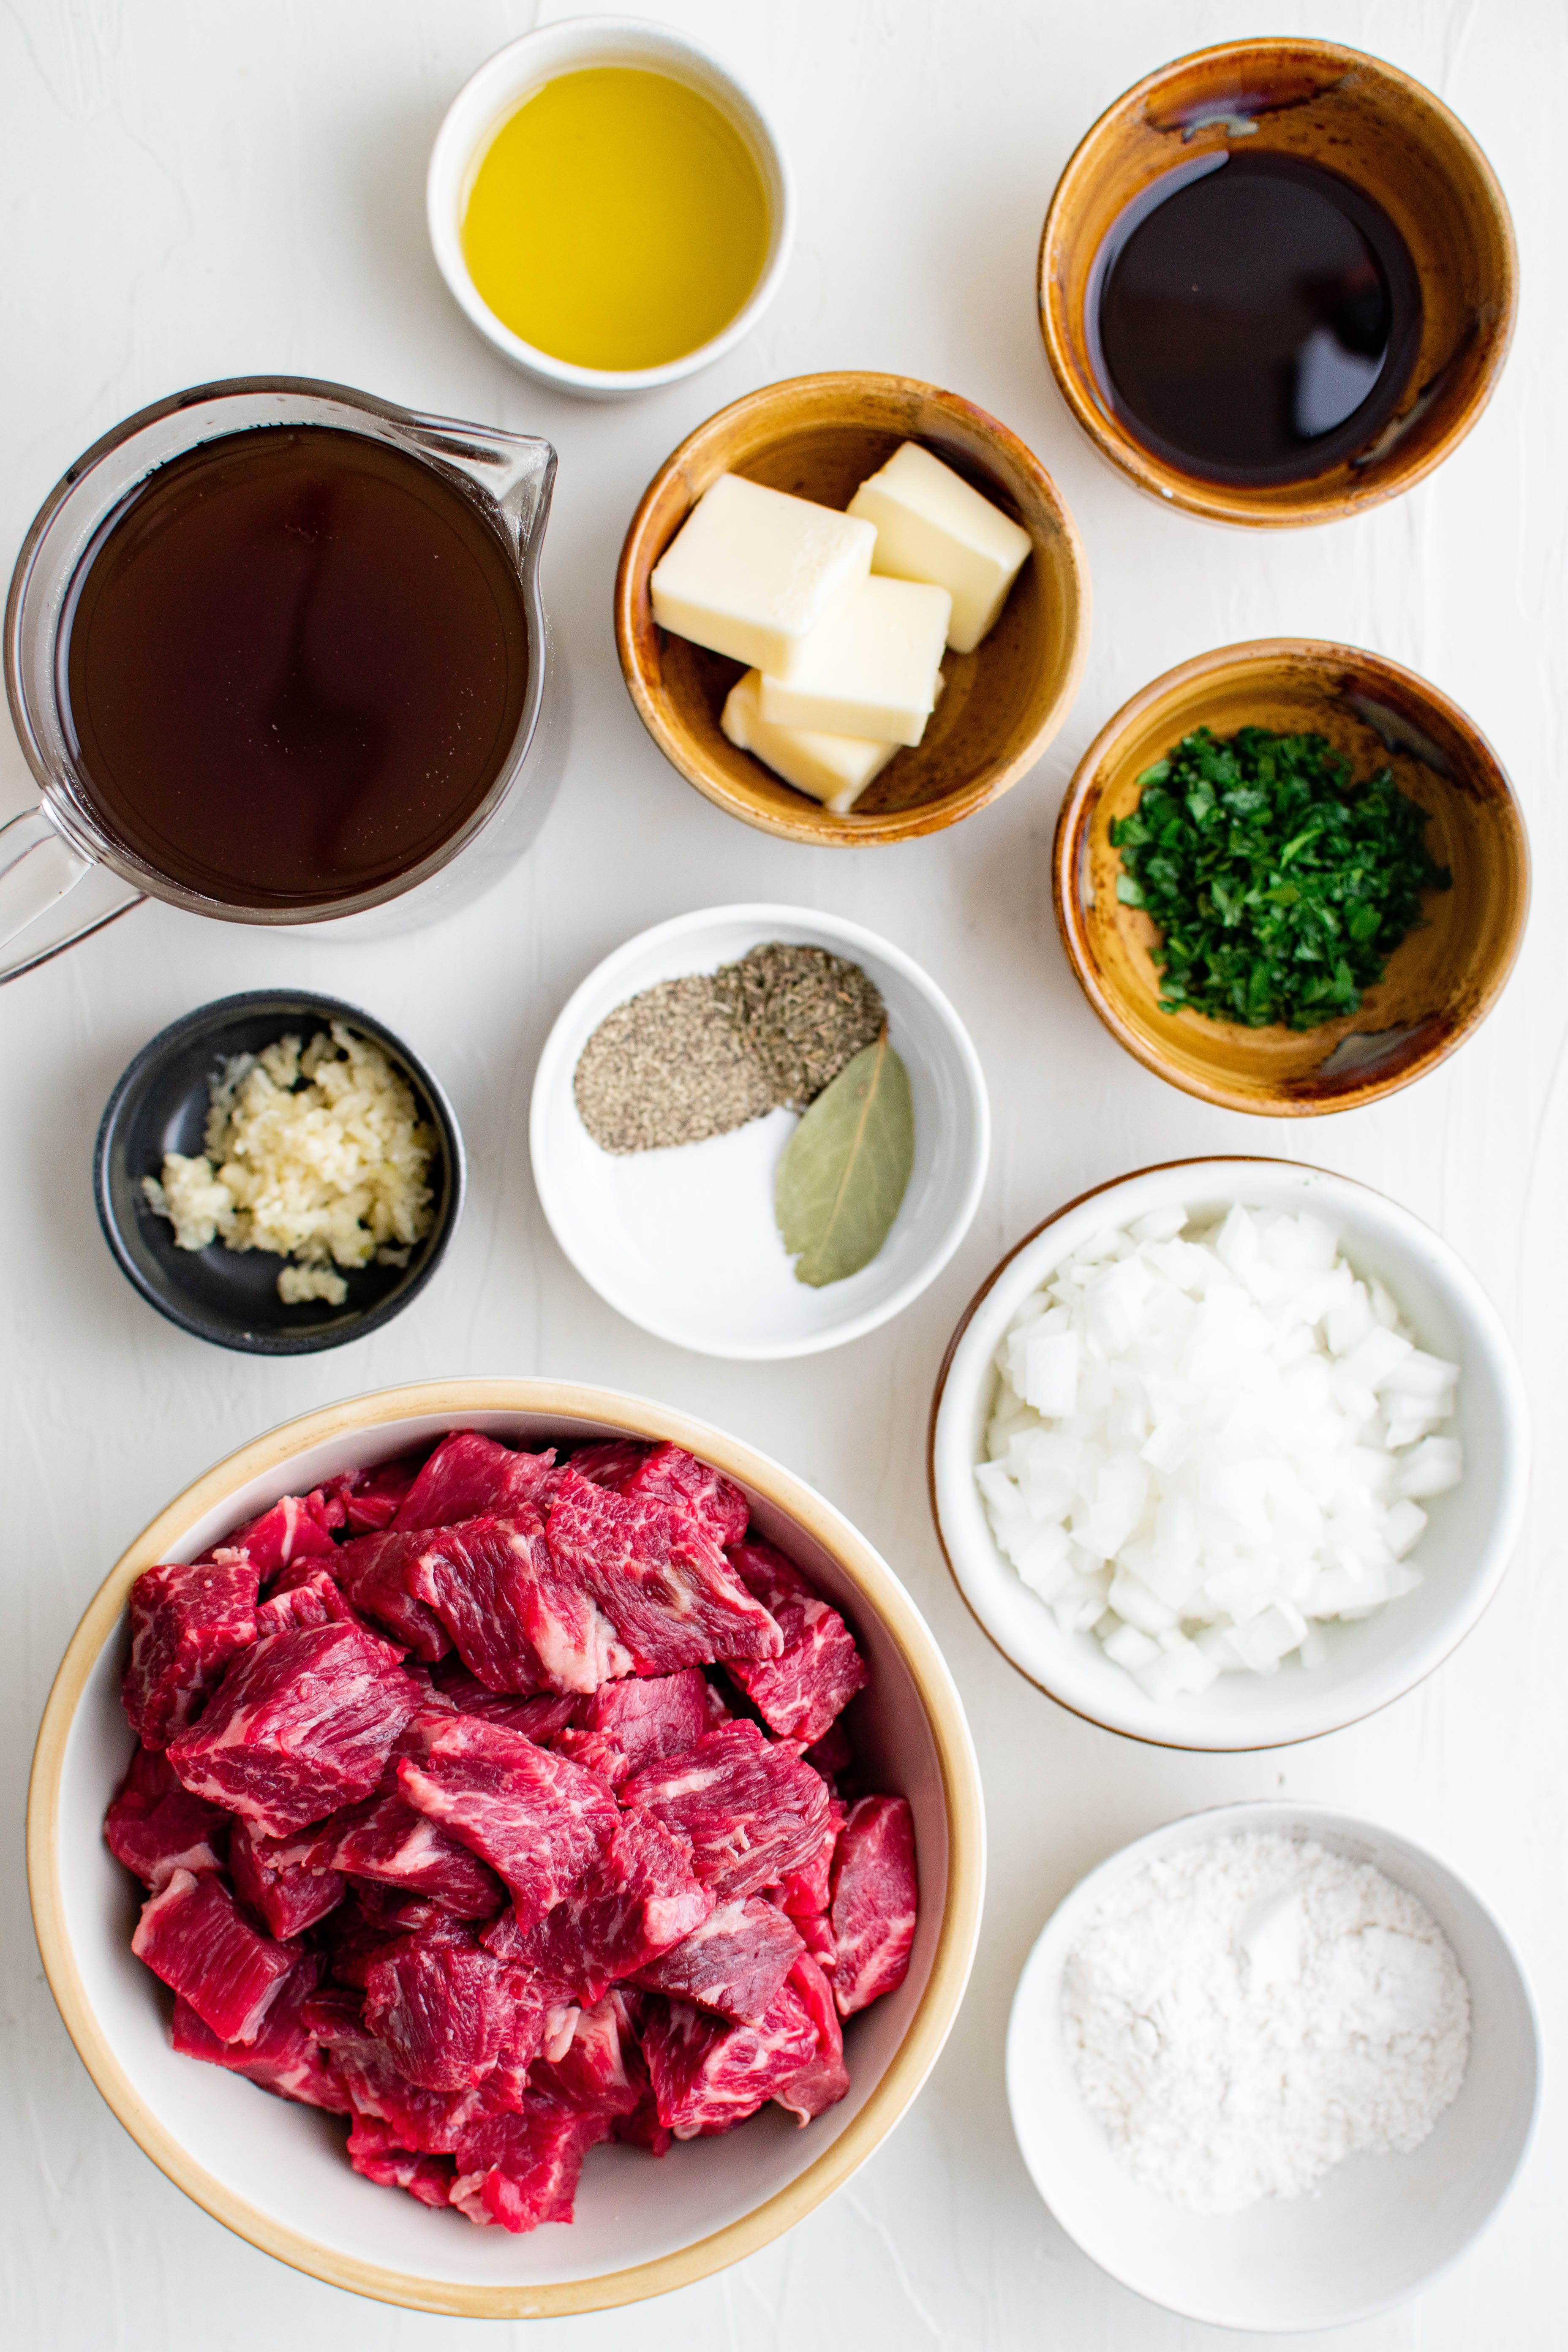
62, 427, 530, 908
1095, 152, 1422, 487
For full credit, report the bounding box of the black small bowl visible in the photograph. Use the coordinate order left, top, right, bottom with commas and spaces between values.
94, 991, 465, 1354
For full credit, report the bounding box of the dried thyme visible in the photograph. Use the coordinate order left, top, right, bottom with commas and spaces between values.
572, 940, 889, 1154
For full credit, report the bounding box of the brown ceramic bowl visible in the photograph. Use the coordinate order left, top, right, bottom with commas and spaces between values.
1052, 640, 1529, 1116
1038, 39, 1517, 527
614, 372, 1090, 845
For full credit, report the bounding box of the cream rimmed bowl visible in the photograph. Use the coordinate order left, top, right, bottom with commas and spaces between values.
530, 904, 990, 1359
27, 1380, 984, 2318
427, 19, 794, 400
1007, 1801, 1541, 2330
929, 1158, 1527, 1750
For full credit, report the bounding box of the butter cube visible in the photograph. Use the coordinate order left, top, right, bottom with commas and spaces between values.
721, 670, 899, 815
758, 574, 950, 747
848, 441, 1032, 654
649, 474, 874, 677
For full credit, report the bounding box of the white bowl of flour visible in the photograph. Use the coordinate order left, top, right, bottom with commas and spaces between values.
1007, 1802, 1540, 2332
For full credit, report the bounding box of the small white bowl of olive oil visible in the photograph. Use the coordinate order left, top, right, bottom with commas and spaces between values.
428, 17, 795, 400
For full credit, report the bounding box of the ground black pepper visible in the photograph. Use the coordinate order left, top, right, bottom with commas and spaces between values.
572, 941, 887, 1154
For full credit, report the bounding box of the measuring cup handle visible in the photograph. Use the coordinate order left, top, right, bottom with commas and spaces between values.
0, 805, 144, 983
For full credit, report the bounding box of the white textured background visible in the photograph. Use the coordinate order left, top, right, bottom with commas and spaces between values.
3, 1, 1563, 2344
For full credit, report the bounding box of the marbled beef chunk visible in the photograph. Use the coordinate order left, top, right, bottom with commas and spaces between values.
132, 1867, 298, 2043
362, 1922, 544, 2092
828, 1794, 918, 2017
347, 2114, 457, 2206
167, 1621, 419, 1838
450, 2099, 612, 2232
172, 1955, 348, 2112
617, 1443, 751, 1550
122, 1556, 260, 1748
723, 1539, 868, 1743
396, 1712, 619, 1930
331, 1529, 453, 1661
574, 1667, 710, 1774
772, 1951, 850, 2124
641, 1980, 819, 2139
508, 1813, 712, 2004
543, 1471, 782, 1677
630, 1896, 805, 2025
230, 1815, 346, 1939
620, 1720, 831, 1900
331, 1787, 505, 1919
253, 1566, 363, 1639
392, 1432, 559, 1531
222, 1491, 338, 1576
104, 1744, 230, 1889
530, 1990, 647, 2118
403, 1511, 631, 1694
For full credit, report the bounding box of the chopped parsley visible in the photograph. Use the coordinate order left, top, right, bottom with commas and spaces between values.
1109, 726, 1451, 1031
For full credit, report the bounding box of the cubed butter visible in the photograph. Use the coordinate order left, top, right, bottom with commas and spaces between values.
649, 474, 874, 677
848, 441, 1032, 654
721, 670, 900, 815
757, 574, 950, 747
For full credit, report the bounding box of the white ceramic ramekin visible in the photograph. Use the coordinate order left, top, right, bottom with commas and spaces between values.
1007, 1801, 1540, 2331
530, 904, 991, 1360
427, 18, 795, 400
929, 1157, 1529, 1750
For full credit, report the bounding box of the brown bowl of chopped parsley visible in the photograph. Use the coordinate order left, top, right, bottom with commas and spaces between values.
1052, 640, 1529, 1115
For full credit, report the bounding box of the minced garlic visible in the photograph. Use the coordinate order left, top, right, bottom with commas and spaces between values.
142, 1024, 435, 1307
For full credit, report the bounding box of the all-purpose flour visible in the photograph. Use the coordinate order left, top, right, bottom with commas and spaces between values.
1062, 1832, 1470, 2214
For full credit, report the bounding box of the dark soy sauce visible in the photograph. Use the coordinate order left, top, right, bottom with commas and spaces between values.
62, 427, 530, 908
1095, 152, 1423, 487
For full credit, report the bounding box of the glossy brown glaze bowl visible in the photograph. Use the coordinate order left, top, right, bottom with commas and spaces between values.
1038, 40, 1517, 527
614, 373, 1090, 845
1053, 640, 1529, 1115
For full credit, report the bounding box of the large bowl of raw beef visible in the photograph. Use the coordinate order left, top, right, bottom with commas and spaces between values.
27, 1380, 983, 2319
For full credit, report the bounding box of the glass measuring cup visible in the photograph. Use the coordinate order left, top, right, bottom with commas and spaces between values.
1, 375, 558, 983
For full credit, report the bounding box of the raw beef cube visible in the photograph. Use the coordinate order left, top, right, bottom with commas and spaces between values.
544, 1471, 782, 1675
104, 1745, 230, 1889
347, 2116, 456, 2208
829, 1794, 918, 2018
328, 2019, 523, 2153
332, 1789, 505, 1919
393, 1432, 559, 1530
777, 1798, 846, 1921
230, 1817, 345, 1939
167, 1621, 420, 1838
620, 1443, 751, 1549
772, 1952, 850, 2124
566, 1439, 653, 1488
171, 1956, 348, 2113
576, 1668, 710, 1774
362, 1924, 543, 2092
805, 1719, 854, 1784
405, 1511, 631, 1695
132, 1867, 297, 2044
122, 1556, 260, 1749
530, 1991, 646, 2118
254, 1568, 362, 1639
430, 1662, 578, 1739
333, 1883, 441, 1953
332, 1530, 452, 1661
794, 1911, 837, 1968
327, 1456, 423, 1534
222, 1492, 338, 1576
549, 1727, 629, 1785
450, 2099, 610, 2231
724, 1539, 868, 1743
642, 1981, 819, 2140
620, 1720, 832, 1900
511, 1815, 712, 2004
631, 1896, 805, 2024
396, 1713, 619, 1931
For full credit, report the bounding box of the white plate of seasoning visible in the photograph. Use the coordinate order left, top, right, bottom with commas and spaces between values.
530, 903, 989, 1358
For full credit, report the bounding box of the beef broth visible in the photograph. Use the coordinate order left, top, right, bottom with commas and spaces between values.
1095, 152, 1422, 487
61, 426, 531, 908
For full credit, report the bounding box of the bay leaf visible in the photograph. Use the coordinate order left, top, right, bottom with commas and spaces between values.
774, 1031, 915, 1288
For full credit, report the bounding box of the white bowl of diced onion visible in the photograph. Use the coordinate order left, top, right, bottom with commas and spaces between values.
929, 1160, 1528, 1750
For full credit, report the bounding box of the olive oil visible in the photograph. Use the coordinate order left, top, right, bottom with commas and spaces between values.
461, 68, 770, 371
